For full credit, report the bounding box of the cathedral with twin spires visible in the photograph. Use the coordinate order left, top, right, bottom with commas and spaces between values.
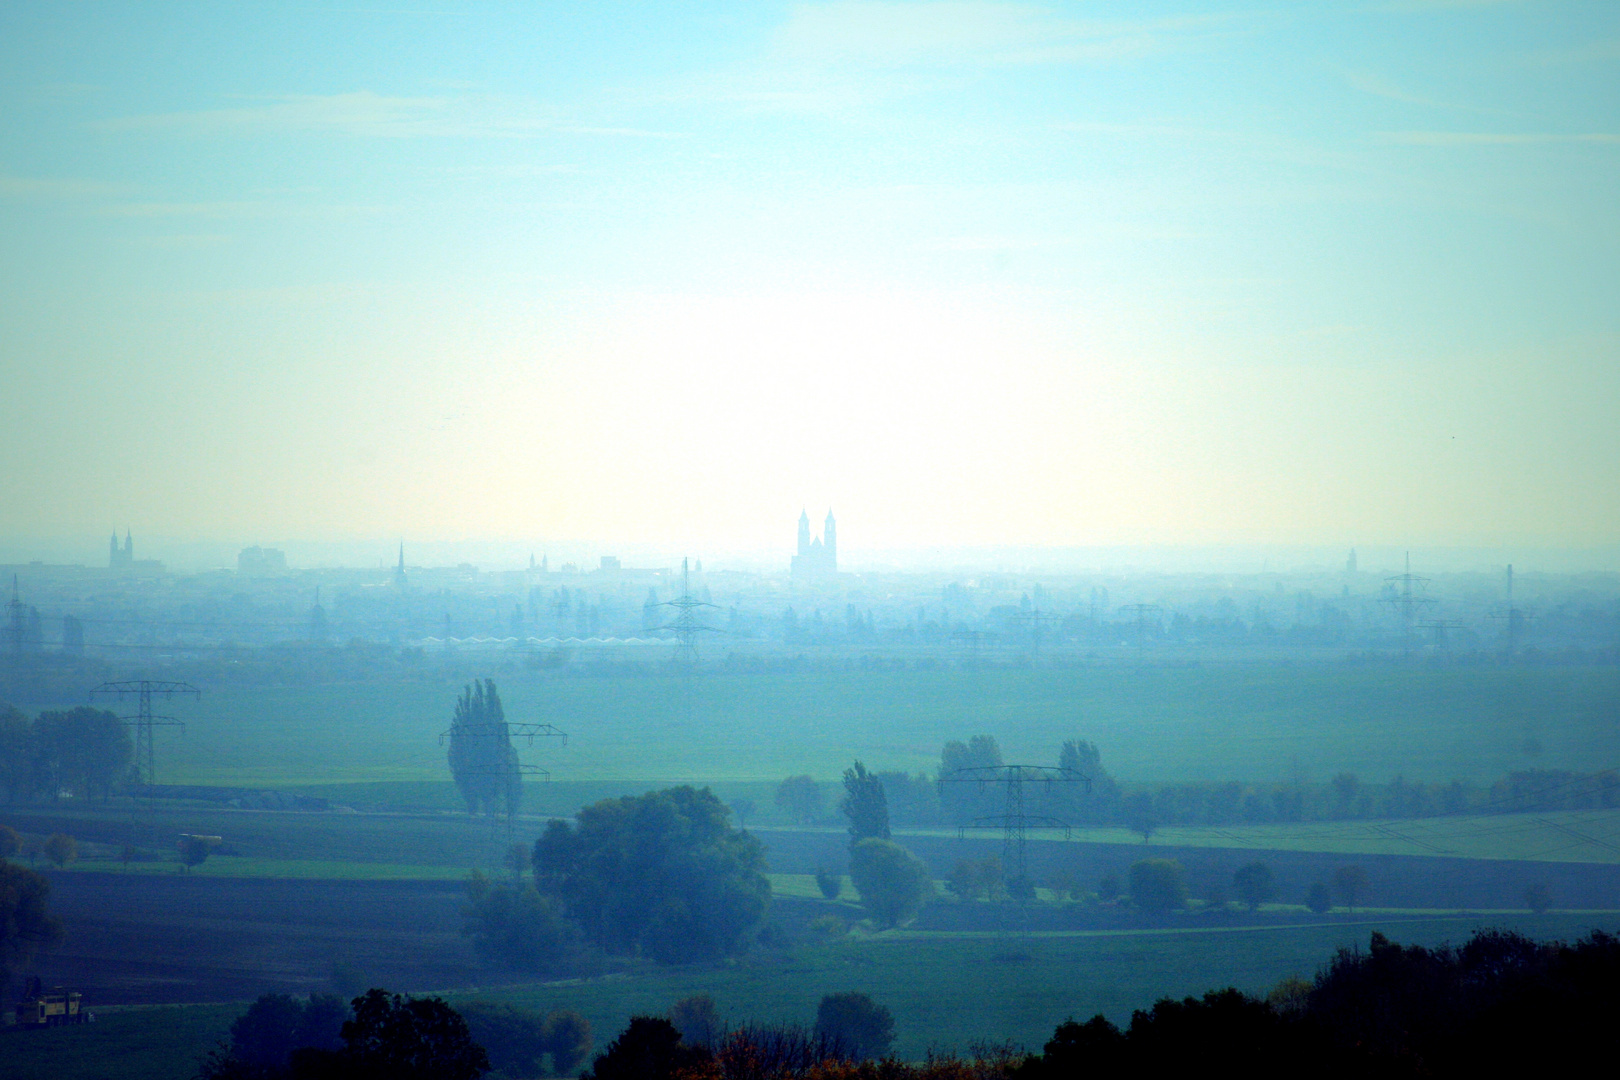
792, 509, 837, 578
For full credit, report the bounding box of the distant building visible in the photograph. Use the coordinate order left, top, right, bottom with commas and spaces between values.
600, 556, 622, 572
109, 530, 132, 569
791, 509, 837, 578
107, 530, 163, 573
393, 544, 408, 589
1346, 548, 1358, 574
237, 546, 288, 576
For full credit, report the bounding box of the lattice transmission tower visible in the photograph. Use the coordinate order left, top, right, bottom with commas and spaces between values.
90, 680, 200, 788
658, 558, 720, 666
941, 764, 1090, 897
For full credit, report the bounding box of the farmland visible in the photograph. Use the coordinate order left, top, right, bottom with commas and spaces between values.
8, 663, 1614, 791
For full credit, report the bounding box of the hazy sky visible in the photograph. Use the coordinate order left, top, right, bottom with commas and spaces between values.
2, 2, 1616, 556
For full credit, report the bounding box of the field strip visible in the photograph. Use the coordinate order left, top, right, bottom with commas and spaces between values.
874, 914, 1620, 941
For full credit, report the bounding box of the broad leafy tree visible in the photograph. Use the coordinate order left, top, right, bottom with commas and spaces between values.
1232, 861, 1275, 911
848, 838, 933, 927
32, 707, 131, 801
774, 775, 823, 825
814, 992, 894, 1060
461, 871, 583, 974
0, 859, 62, 992
533, 786, 770, 964
581, 1016, 707, 1080
1128, 859, 1186, 912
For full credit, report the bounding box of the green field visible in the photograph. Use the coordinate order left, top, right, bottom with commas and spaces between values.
8, 912, 1618, 1080
33, 665, 1614, 791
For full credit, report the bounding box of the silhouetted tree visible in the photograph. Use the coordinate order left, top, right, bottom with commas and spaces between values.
1128, 859, 1186, 912
814, 992, 894, 1060
0, 706, 31, 802
0, 860, 62, 992
456, 1001, 586, 1079
1123, 793, 1158, 843
581, 1017, 706, 1080
42, 833, 76, 869
841, 760, 890, 845
1232, 861, 1275, 911
669, 994, 721, 1049
533, 786, 769, 963
334, 989, 489, 1080
1305, 881, 1333, 913
1331, 865, 1368, 912
814, 867, 843, 899
32, 707, 131, 801
446, 680, 520, 818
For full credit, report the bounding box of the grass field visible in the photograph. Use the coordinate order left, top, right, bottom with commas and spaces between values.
9, 912, 1618, 1080
16, 664, 1609, 790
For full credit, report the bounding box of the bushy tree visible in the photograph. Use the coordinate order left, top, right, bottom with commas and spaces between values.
814, 992, 895, 1061
581, 1016, 706, 1080
533, 786, 770, 964
198, 992, 349, 1077
0, 706, 31, 803
456, 1000, 589, 1078
938, 735, 1001, 820
1305, 881, 1333, 913
669, 994, 722, 1049
1128, 859, 1186, 912
1123, 793, 1158, 843
447, 680, 520, 818
0, 859, 62, 991
1331, 865, 1368, 912
336, 989, 490, 1080
814, 867, 842, 900
775, 775, 823, 826
43, 833, 76, 869
461, 871, 584, 974
1232, 862, 1275, 911
841, 761, 890, 845
1058, 740, 1120, 822
848, 838, 933, 927
32, 707, 131, 801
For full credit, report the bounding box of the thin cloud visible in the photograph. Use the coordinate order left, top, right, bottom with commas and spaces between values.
0, 173, 126, 198
1382, 130, 1620, 145
95, 90, 559, 139
777, 2, 1243, 67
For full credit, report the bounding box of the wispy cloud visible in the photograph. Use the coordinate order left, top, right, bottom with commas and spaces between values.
1381, 130, 1620, 145
777, 2, 1243, 67
0, 173, 126, 198
95, 90, 560, 139
661, 3, 1251, 116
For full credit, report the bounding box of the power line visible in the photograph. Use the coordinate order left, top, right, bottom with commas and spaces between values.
89, 679, 199, 788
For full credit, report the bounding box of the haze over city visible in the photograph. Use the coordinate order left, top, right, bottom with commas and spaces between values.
2, 5, 1619, 1079
3, 2, 1616, 560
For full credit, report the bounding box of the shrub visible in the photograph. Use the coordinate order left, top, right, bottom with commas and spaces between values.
814, 867, 843, 900
1128, 859, 1186, 912
813, 992, 895, 1061
848, 838, 933, 928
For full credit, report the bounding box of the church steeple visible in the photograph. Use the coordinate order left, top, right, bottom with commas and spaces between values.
797, 509, 811, 557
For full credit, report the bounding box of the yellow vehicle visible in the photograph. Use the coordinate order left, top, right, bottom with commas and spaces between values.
13, 978, 85, 1027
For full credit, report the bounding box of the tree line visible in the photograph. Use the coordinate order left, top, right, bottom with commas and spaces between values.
775, 736, 1620, 834
0, 704, 133, 803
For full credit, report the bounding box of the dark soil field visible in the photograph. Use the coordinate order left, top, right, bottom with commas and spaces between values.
28, 872, 491, 1005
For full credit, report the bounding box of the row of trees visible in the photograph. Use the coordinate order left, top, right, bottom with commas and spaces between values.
1114, 858, 1372, 913
780, 739, 1619, 835
0, 704, 132, 803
